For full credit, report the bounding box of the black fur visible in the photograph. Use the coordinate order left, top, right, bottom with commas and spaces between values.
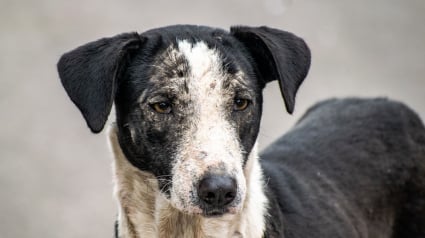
261, 98, 425, 237
57, 33, 144, 133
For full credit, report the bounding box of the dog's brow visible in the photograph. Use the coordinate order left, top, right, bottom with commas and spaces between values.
223, 74, 251, 92
137, 90, 148, 103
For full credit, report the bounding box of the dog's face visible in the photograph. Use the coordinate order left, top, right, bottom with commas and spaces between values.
115, 37, 263, 215
57, 25, 310, 216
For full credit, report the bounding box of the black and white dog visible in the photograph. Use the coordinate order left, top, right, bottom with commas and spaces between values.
57, 25, 425, 237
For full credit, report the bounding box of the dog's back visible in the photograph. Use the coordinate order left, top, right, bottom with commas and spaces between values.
261, 98, 425, 238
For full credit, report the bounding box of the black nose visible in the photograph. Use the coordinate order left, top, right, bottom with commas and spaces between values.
198, 175, 237, 208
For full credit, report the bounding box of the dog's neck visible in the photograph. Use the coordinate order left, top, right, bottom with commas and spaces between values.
108, 126, 268, 238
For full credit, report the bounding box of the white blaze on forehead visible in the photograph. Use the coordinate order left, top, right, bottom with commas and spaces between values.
177, 39, 238, 155
170, 40, 246, 213
177, 40, 223, 81
177, 40, 228, 136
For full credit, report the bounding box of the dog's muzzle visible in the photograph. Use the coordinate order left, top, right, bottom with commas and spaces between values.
197, 175, 237, 216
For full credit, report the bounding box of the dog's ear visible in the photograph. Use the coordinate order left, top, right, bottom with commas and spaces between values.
57, 33, 144, 133
230, 26, 311, 114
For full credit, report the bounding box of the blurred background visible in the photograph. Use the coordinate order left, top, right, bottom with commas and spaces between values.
1, 0, 424, 237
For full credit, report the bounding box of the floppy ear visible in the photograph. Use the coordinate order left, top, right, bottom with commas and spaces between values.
57, 32, 144, 133
230, 26, 311, 114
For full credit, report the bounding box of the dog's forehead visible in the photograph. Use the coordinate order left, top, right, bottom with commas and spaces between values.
175, 39, 234, 87
148, 38, 252, 92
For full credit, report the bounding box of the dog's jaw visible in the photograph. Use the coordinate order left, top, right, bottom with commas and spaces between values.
109, 125, 157, 237
108, 125, 268, 238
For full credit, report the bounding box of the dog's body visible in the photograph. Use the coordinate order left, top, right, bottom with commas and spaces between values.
57, 25, 425, 237
261, 98, 425, 237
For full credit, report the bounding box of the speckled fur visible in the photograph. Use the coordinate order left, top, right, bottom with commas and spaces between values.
108, 39, 268, 237
109, 125, 267, 238
170, 40, 247, 214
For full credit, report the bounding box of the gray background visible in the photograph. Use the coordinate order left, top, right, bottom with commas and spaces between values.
1, 0, 424, 237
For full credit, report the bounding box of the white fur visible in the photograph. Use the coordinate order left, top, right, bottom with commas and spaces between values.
170, 40, 246, 214
109, 126, 268, 238
109, 126, 157, 238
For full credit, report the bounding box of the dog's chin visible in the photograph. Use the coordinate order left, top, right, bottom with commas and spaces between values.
168, 199, 203, 215
169, 199, 241, 217
179, 206, 239, 218
201, 207, 239, 218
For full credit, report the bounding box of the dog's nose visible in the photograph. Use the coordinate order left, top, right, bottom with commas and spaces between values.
198, 175, 237, 207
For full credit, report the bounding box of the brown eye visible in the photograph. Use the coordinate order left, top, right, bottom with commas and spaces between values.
233, 98, 250, 111
150, 102, 172, 114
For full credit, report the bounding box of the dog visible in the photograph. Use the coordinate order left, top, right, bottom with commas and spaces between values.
57, 25, 425, 237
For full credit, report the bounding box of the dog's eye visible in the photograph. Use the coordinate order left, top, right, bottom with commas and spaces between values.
150, 102, 172, 114
233, 98, 250, 111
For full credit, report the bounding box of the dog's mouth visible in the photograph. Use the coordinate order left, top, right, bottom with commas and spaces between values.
202, 208, 229, 217
167, 198, 239, 217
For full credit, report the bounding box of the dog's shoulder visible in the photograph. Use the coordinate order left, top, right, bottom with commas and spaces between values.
259, 98, 425, 237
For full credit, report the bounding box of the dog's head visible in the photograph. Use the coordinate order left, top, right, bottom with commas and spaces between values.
57, 25, 310, 217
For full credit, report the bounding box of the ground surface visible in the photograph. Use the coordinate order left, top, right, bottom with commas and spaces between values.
1, 0, 424, 237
